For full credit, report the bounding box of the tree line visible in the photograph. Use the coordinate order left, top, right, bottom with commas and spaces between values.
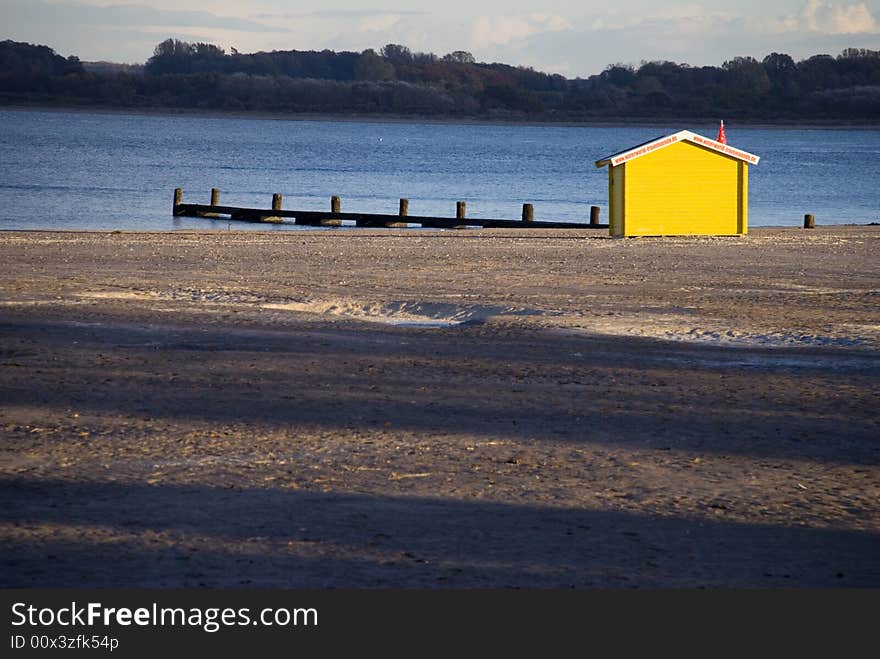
1, 38, 878, 120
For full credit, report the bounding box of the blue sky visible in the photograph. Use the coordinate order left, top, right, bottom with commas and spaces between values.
3, 0, 879, 76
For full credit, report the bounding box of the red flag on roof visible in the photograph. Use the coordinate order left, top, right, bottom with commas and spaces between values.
717, 120, 727, 144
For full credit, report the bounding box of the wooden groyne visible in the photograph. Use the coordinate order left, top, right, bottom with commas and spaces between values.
172, 189, 608, 230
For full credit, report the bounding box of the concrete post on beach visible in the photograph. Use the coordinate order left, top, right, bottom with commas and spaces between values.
590, 206, 601, 227
522, 203, 534, 223
804, 214, 816, 229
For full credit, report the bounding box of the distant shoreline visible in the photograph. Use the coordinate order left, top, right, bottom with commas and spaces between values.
3, 103, 879, 130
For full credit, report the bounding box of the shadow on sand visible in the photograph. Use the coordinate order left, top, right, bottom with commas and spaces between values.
2, 476, 878, 588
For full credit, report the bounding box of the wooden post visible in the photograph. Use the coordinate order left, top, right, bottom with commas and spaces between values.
804, 214, 815, 229
456, 201, 466, 220
173, 188, 183, 215
590, 206, 601, 226
399, 198, 409, 217
522, 203, 534, 223
331, 196, 341, 213
197, 187, 222, 217
256, 193, 284, 223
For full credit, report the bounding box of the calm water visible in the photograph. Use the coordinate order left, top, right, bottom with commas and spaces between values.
1, 109, 878, 230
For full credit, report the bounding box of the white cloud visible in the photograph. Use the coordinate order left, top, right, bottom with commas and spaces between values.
305, 11, 439, 55
6, 0, 278, 32
358, 13, 403, 33
775, 1, 878, 34
470, 13, 573, 48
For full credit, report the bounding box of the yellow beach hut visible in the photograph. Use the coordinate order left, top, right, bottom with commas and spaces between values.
595, 130, 760, 237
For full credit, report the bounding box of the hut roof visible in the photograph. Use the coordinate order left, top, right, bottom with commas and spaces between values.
595, 130, 760, 168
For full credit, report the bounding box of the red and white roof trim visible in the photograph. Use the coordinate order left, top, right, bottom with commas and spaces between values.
595, 130, 760, 168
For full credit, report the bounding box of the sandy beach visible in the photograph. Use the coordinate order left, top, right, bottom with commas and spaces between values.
1, 226, 878, 588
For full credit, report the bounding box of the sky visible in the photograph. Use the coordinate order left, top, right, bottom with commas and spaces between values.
3, 0, 879, 77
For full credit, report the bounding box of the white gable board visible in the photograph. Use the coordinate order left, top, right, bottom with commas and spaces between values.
595, 130, 760, 168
